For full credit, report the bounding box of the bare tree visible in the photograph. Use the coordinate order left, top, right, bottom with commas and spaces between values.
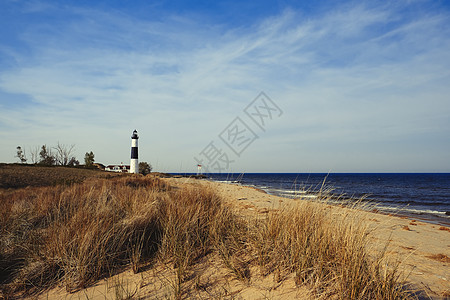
54, 142, 76, 166
29, 146, 40, 164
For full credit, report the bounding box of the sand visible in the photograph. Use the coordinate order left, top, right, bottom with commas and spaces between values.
195, 178, 450, 298
39, 178, 450, 299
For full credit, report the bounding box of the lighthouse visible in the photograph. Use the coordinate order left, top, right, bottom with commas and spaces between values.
130, 130, 139, 174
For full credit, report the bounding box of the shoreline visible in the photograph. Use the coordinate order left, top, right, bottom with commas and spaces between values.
205, 177, 450, 227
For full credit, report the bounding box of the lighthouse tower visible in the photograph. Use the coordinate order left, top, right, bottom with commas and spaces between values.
130, 130, 139, 174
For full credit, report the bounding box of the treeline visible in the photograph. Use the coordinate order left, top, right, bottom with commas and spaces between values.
15, 144, 152, 175
15, 143, 95, 167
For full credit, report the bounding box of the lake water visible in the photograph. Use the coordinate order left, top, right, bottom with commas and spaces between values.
203, 173, 450, 225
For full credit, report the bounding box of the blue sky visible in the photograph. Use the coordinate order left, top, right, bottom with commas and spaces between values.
1, 0, 449, 173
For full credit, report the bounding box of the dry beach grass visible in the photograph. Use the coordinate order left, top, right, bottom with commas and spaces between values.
0, 163, 111, 189
0, 165, 448, 299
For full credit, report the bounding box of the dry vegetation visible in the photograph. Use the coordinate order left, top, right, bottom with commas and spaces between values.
0, 164, 110, 189
0, 167, 413, 299
249, 205, 408, 299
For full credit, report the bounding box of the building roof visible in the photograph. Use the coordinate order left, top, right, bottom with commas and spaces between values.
106, 164, 130, 169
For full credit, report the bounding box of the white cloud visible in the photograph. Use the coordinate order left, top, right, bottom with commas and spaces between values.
1, 1, 449, 171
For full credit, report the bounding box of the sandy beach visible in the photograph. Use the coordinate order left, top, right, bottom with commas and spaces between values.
37, 177, 449, 299
192, 178, 450, 298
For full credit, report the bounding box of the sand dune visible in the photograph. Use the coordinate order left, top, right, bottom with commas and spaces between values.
37, 177, 449, 299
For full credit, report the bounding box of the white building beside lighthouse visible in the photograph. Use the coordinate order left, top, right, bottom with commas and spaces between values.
130, 130, 139, 174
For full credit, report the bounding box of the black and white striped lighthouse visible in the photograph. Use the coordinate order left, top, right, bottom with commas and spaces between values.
130, 130, 139, 174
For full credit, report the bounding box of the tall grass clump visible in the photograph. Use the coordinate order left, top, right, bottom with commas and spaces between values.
0, 176, 169, 295
156, 184, 244, 296
0, 176, 240, 298
249, 200, 410, 299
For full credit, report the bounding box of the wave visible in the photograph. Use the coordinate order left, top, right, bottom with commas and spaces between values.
209, 173, 450, 225
376, 205, 450, 218
266, 188, 307, 194
359, 197, 449, 207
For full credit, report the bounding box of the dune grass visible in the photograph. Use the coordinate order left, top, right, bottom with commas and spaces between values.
248, 202, 408, 299
1, 177, 165, 294
0, 175, 412, 299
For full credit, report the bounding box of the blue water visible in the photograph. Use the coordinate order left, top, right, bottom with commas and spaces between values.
203, 173, 450, 225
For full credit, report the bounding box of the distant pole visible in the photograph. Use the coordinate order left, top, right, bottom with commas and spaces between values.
130, 130, 139, 174
197, 164, 202, 175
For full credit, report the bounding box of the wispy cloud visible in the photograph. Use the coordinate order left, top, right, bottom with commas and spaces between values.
0, 1, 449, 171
